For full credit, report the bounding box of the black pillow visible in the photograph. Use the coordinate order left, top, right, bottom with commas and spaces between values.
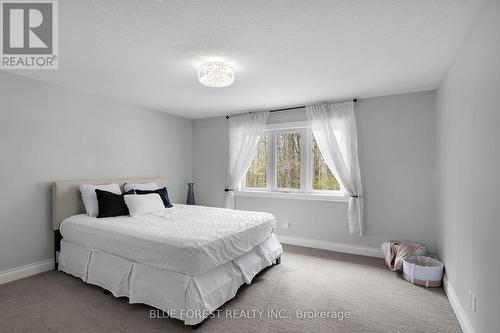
95, 189, 135, 218
135, 187, 173, 208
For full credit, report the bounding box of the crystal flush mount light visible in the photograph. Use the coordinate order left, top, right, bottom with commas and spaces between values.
198, 61, 235, 88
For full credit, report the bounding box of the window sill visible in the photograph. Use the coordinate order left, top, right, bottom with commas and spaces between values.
234, 190, 349, 202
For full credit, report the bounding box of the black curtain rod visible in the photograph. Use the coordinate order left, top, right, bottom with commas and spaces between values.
226, 98, 357, 119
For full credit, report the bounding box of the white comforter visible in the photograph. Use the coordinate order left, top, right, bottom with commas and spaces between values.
60, 204, 276, 275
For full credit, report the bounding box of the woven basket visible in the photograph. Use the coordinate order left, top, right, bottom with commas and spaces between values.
403, 255, 444, 288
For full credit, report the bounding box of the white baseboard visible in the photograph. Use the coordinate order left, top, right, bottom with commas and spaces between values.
0, 259, 55, 285
442, 274, 475, 333
277, 235, 383, 258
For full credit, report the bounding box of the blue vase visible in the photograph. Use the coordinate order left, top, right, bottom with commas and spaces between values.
186, 183, 195, 205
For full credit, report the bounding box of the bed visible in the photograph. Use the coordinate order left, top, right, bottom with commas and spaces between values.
52, 178, 282, 326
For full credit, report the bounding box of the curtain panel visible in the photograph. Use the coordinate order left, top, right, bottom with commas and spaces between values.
306, 101, 364, 235
225, 111, 269, 209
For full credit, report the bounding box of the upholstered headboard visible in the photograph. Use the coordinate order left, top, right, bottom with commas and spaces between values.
52, 178, 167, 230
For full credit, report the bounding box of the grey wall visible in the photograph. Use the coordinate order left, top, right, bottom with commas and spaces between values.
436, 1, 500, 332
0, 72, 192, 272
193, 91, 437, 251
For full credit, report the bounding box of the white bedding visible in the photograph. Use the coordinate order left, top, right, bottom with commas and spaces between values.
60, 204, 276, 275
59, 234, 283, 325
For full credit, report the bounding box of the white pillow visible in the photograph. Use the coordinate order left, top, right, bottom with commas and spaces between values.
123, 182, 158, 192
124, 194, 164, 217
79, 183, 121, 217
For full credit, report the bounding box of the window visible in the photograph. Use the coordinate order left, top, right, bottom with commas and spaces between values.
312, 136, 340, 191
241, 121, 346, 201
245, 136, 267, 188
276, 132, 302, 190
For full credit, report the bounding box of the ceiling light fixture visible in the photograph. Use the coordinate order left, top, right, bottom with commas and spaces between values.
198, 61, 234, 88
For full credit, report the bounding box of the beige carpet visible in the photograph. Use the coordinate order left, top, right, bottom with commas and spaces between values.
0, 245, 461, 333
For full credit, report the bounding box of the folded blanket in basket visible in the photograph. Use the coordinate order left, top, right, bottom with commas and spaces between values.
381, 241, 426, 271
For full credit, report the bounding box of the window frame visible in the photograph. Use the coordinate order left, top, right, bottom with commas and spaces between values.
237, 121, 348, 202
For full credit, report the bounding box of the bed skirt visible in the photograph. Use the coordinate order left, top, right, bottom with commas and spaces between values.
58, 233, 282, 325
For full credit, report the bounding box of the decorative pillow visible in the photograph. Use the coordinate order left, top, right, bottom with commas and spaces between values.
80, 183, 121, 217
135, 187, 173, 208
96, 189, 135, 218
124, 194, 165, 217
123, 182, 158, 193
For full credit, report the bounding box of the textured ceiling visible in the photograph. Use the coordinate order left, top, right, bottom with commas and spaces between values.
8, 0, 484, 119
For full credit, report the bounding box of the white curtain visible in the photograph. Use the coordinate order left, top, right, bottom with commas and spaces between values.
225, 111, 269, 209
306, 101, 364, 235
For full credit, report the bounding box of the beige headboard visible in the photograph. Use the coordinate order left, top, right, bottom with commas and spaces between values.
52, 178, 167, 230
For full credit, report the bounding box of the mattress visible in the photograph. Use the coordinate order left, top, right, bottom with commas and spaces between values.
60, 204, 276, 275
